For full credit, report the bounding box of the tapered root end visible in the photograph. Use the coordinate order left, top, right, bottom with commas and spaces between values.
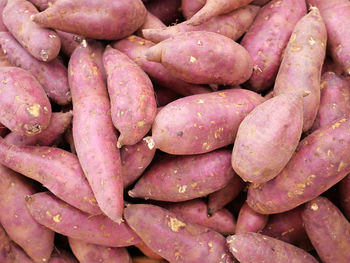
145, 45, 162, 63
31, 12, 49, 26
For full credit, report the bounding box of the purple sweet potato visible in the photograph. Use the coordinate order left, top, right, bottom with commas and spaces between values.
26, 192, 141, 247
124, 204, 233, 263
340, 175, 350, 220
0, 0, 7, 32
181, 0, 205, 19
69, 41, 123, 223
302, 196, 350, 263
208, 174, 244, 214
143, 5, 259, 43
135, 241, 163, 260
0, 67, 52, 136
69, 238, 131, 263
152, 88, 264, 155
3, 0, 60, 61
55, 30, 83, 57
241, 0, 306, 92
0, 136, 100, 215
0, 165, 54, 263
129, 149, 235, 202
49, 251, 78, 263
164, 199, 236, 235
121, 137, 156, 188
11, 243, 35, 263
146, 0, 182, 25
0, 226, 15, 263
187, 0, 253, 25
0, 32, 70, 105
232, 92, 303, 183
146, 31, 253, 85
247, 117, 350, 214
138, 11, 167, 38
227, 232, 318, 263
311, 72, 350, 131
113, 36, 211, 96
273, 8, 327, 132
32, 0, 147, 40
103, 45, 157, 147
235, 202, 268, 234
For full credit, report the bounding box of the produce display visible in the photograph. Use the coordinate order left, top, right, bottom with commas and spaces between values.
0, 0, 349, 262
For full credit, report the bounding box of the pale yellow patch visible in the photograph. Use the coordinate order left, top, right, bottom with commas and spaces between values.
53, 214, 62, 223
168, 217, 186, 232
27, 103, 41, 117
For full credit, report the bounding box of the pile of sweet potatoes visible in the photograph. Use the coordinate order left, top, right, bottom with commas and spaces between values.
0, 0, 349, 262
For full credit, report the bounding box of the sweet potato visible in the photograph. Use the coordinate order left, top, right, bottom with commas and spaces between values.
0, 136, 100, 215
143, 5, 259, 43
11, 243, 35, 263
273, 8, 327, 132
69, 238, 131, 263
124, 204, 233, 263
55, 30, 83, 57
181, 0, 205, 19
112, 36, 211, 96
247, 117, 350, 214
0, 226, 15, 263
27, 0, 53, 10
69, 41, 123, 223
146, 31, 253, 85
129, 149, 234, 201
208, 174, 244, 214
232, 92, 303, 183
138, 11, 166, 38
235, 202, 268, 234
0, 165, 54, 263
32, 0, 147, 40
0, 67, 52, 136
135, 241, 163, 260
145, 0, 182, 25
227, 232, 318, 263
121, 137, 156, 188
3, 0, 60, 61
0, 32, 70, 105
103, 46, 157, 147
0, 0, 7, 32
339, 175, 350, 220
164, 199, 236, 235
27, 192, 141, 247
311, 72, 350, 131
302, 197, 350, 263
49, 251, 78, 263
0, 48, 12, 68
152, 88, 264, 155
241, 0, 306, 92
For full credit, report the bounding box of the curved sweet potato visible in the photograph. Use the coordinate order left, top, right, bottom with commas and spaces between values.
235, 202, 268, 234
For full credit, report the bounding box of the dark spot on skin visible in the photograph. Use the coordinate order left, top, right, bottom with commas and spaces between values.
177, 131, 183, 137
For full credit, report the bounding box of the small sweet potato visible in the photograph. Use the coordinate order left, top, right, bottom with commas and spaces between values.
0, 226, 15, 263
339, 175, 350, 220
3, 0, 60, 61
138, 11, 166, 38
55, 30, 83, 57
302, 197, 350, 263
0, 67, 52, 136
146, 31, 253, 85
227, 232, 318, 263
69, 238, 131, 263
26, 192, 141, 247
112, 35, 211, 96
124, 204, 233, 263
181, 0, 205, 19
129, 149, 234, 202
235, 202, 268, 234
145, 0, 182, 25
273, 8, 327, 132
32, 0, 147, 40
152, 88, 264, 155
247, 117, 350, 214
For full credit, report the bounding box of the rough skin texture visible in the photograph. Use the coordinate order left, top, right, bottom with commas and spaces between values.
0, 67, 52, 136
273, 8, 327, 132
152, 88, 264, 155
302, 197, 350, 263
247, 117, 350, 214
69, 42, 123, 223
32, 0, 147, 40
26, 192, 141, 247
227, 233, 318, 263
181, 0, 205, 19
129, 149, 235, 202
235, 202, 268, 234
124, 204, 233, 263
241, 0, 306, 92
146, 31, 253, 85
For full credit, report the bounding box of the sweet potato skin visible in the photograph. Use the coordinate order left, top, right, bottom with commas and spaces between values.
227, 233, 318, 263
0, 67, 52, 136
273, 8, 327, 132
0, 32, 70, 105
69, 238, 132, 263
235, 202, 268, 234
0, 226, 15, 263
32, 0, 147, 40
138, 11, 166, 38
69, 42, 123, 223
135, 241, 163, 260
55, 30, 83, 57
26, 192, 141, 247
302, 197, 350, 263
152, 89, 264, 155
124, 204, 233, 263
181, 0, 205, 19
146, 31, 253, 85
129, 149, 234, 202
241, 0, 306, 92
247, 117, 350, 214
0, 0, 7, 32
3, 0, 60, 62
11, 243, 35, 263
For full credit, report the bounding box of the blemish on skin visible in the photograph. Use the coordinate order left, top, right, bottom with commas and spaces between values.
40, 50, 49, 61
197, 99, 204, 104
218, 92, 226, 97
126, 237, 135, 243
46, 211, 52, 217
191, 182, 197, 187
311, 203, 318, 211
338, 161, 344, 172
197, 112, 202, 117
253, 65, 263, 72
197, 40, 202, 46
309, 37, 316, 46
190, 56, 197, 63
168, 217, 186, 232
53, 214, 62, 223
138, 41, 146, 45
208, 241, 214, 252
48, 34, 56, 39
177, 131, 183, 137
143, 137, 155, 150
27, 103, 41, 117
178, 185, 187, 193
137, 120, 145, 127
